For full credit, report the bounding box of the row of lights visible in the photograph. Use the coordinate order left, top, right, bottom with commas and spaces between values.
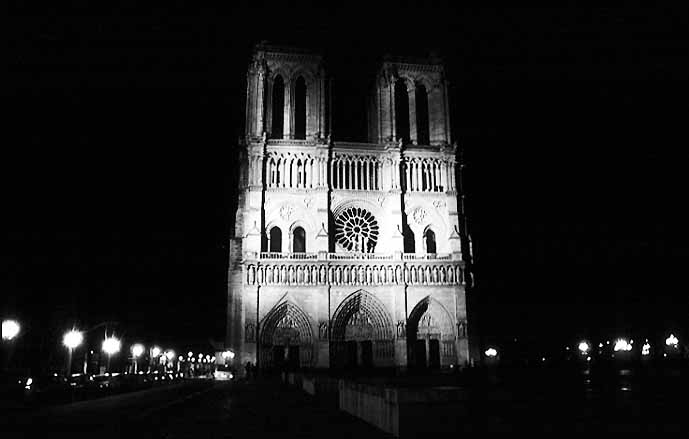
484, 334, 681, 359
4, 320, 235, 374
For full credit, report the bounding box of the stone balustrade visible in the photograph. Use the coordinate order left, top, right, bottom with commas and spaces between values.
244, 254, 464, 287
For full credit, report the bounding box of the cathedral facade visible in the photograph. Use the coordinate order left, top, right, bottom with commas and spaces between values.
227, 44, 473, 371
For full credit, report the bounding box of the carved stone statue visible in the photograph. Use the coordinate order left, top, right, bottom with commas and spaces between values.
245, 322, 256, 343
318, 321, 329, 340
396, 320, 406, 339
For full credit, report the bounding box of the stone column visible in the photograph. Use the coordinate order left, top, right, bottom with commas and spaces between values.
330, 160, 334, 188
281, 157, 287, 187
354, 159, 359, 190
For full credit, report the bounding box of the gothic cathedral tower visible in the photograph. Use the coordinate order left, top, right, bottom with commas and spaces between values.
227, 43, 472, 371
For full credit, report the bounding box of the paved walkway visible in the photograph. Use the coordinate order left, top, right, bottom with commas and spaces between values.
136, 378, 392, 439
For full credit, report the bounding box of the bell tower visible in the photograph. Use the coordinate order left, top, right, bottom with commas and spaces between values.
368, 55, 451, 146
245, 43, 328, 142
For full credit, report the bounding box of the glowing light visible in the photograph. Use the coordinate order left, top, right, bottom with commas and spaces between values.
63, 330, 84, 349
188, 351, 193, 357
222, 350, 235, 359
613, 339, 632, 352
665, 334, 678, 347
2, 320, 20, 340
642, 343, 651, 356
165, 350, 175, 361
598, 343, 603, 348
131, 344, 145, 358
578, 342, 590, 354
586, 356, 591, 362
485, 348, 498, 357
152, 347, 161, 357
102, 337, 121, 355
178, 356, 184, 362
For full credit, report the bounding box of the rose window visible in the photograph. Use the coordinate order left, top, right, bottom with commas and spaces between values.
335, 207, 379, 252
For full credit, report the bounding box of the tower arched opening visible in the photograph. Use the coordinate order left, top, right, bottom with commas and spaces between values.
394, 79, 410, 142
294, 76, 307, 139
272, 75, 285, 138
415, 83, 430, 145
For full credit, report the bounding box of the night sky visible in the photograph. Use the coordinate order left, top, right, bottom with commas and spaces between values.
5, 4, 689, 360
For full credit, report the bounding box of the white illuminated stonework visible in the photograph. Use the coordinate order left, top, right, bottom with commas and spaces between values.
227, 44, 472, 371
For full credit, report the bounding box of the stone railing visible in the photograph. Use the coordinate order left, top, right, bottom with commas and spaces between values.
244, 258, 464, 287
251, 252, 454, 261
259, 252, 319, 260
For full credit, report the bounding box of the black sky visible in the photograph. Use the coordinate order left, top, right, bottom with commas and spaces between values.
5, 4, 689, 355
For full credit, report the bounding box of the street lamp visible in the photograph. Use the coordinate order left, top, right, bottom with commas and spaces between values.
578, 341, 590, 354
131, 344, 144, 373
165, 350, 175, 371
2, 320, 21, 341
642, 341, 651, 356
102, 336, 121, 373
613, 339, 632, 352
665, 334, 679, 348
63, 329, 84, 375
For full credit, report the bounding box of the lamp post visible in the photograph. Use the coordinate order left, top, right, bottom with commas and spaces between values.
3, 319, 21, 371
2, 320, 20, 341
63, 329, 84, 376
165, 350, 175, 372
131, 344, 144, 373
102, 336, 121, 373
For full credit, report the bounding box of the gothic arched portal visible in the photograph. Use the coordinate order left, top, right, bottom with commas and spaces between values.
330, 290, 395, 369
259, 301, 314, 370
407, 297, 455, 369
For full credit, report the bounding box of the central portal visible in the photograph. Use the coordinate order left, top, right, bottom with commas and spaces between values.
330, 290, 395, 369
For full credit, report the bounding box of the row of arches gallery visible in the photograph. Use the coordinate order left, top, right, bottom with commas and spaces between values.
255, 290, 458, 371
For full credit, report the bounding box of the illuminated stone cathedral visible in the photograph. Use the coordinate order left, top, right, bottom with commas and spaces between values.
226, 43, 473, 371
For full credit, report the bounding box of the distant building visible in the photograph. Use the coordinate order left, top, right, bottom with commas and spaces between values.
227, 43, 474, 371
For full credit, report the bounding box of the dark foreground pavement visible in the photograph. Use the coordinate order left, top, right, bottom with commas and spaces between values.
1, 378, 391, 439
